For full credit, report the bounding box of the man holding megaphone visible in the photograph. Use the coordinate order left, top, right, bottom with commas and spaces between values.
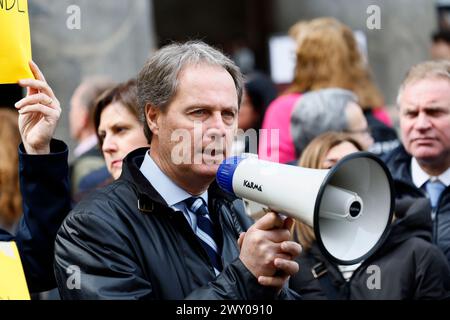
54, 41, 302, 300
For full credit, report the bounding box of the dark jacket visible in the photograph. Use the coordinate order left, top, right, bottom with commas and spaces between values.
290, 198, 450, 300
69, 146, 107, 203
364, 110, 400, 157
383, 145, 450, 265
54, 148, 298, 300
0, 140, 71, 292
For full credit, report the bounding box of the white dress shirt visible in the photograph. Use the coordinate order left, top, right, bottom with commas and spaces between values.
139, 151, 208, 233
411, 158, 450, 189
73, 134, 99, 158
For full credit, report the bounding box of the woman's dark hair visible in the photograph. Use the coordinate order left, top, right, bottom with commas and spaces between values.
93, 79, 147, 146
432, 30, 450, 44
244, 72, 278, 131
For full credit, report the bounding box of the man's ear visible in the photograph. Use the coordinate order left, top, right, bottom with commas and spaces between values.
146, 103, 160, 135
80, 107, 90, 129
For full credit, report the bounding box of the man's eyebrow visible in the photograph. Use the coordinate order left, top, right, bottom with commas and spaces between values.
404, 104, 448, 111
185, 104, 238, 111
424, 104, 450, 109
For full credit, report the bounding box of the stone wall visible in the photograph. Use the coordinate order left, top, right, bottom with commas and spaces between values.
28, 0, 156, 158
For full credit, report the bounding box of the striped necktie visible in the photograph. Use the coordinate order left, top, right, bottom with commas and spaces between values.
184, 197, 223, 274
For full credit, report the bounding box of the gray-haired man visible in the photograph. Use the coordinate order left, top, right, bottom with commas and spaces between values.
54, 41, 302, 300
383, 60, 450, 266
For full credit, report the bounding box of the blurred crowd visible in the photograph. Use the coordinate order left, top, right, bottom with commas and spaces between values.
1, 17, 450, 300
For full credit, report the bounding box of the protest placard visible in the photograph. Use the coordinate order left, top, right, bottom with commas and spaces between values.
0, 0, 33, 84
0, 242, 30, 300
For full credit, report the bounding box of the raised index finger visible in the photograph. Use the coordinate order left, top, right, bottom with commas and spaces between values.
18, 79, 55, 99
29, 60, 46, 82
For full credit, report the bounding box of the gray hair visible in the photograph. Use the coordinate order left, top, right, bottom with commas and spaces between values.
397, 60, 450, 106
137, 41, 244, 143
290, 88, 358, 157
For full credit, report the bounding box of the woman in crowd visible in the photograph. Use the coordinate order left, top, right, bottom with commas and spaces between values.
95, 79, 149, 179
290, 132, 450, 300
76, 79, 149, 196
289, 88, 374, 162
259, 17, 398, 163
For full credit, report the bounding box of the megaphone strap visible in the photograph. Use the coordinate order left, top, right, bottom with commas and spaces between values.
311, 262, 328, 279
311, 262, 341, 299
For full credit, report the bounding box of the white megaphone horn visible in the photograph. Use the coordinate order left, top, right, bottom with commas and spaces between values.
216, 153, 394, 265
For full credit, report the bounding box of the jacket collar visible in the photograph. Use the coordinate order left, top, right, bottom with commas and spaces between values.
384, 145, 450, 198
384, 145, 414, 185
119, 148, 237, 213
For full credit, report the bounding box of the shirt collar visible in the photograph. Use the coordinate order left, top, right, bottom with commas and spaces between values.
411, 157, 450, 188
74, 134, 98, 158
139, 151, 208, 208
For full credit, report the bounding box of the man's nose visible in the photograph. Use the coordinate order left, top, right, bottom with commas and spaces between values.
415, 112, 432, 130
205, 112, 228, 138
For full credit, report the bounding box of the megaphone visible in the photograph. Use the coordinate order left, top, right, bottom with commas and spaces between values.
216, 153, 394, 265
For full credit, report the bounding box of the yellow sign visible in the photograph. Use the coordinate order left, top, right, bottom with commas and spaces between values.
0, 0, 33, 84
0, 242, 30, 300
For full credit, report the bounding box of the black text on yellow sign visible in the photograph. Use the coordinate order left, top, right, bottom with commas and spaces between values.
0, 0, 27, 13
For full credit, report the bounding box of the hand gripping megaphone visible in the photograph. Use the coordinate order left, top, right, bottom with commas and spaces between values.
216, 153, 394, 265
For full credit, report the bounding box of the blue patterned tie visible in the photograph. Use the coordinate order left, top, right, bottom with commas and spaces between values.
426, 180, 446, 209
184, 197, 223, 274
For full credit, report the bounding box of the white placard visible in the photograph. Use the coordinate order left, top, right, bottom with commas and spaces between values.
269, 35, 297, 84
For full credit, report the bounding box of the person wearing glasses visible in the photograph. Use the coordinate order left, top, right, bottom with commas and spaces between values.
289, 88, 374, 163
